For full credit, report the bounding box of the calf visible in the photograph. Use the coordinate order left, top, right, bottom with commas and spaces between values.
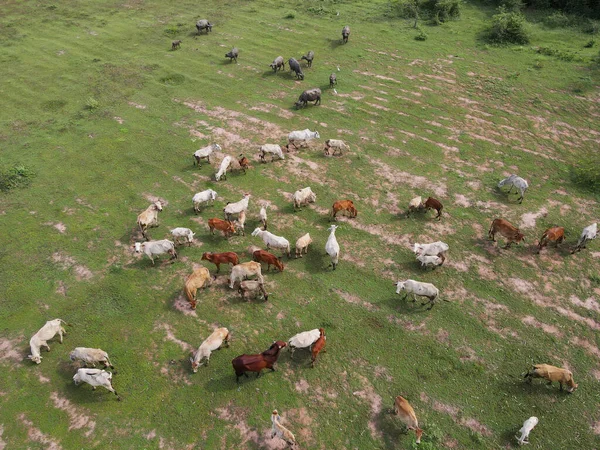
329, 73, 337, 88
488, 218, 525, 248
253, 249, 284, 272
73, 368, 120, 400
238, 280, 268, 301
301, 50, 314, 67
324, 139, 347, 156
394, 396, 423, 444
537, 226, 564, 254
208, 218, 235, 238
330, 200, 357, 221
134, 240, 177, 265
524, 364, 578, 393
229, 261, 263, 289
424, 197, 443, 220
270, 56, 285, 72
184, 267, 212, 309
295, 233, 312, 258
70, 347, 114, 370
170, 227, 195, 246
238, 155, 250, 173
171, 40, 182, 50
342, 25, 350, 43
225, 47, 238, 62
572, 222, 597, 254
416, 253, 445, 269
201, 251, 239, 273
28, 319, 69, 364
288, 57, 304, 80
137, 201, 163, 240
311, 328, 326, 368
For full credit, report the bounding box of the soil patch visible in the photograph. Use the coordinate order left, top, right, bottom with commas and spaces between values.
18, 414, 62, 450
50, 392, 96, 436
353, 375, 383, 440
334, 289, 379, 311
0, 337, 22, 363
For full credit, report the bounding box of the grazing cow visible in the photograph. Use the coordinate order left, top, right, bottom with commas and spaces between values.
137, 201, 163, 240
311, 328, 326, 368
192, 189, 217, 213
301, 50, 314, 67
260, 204, 268, 230
329, 73, 337, 88
233, 210, 247, 236
190, 327, 230, 372
201, 251, 239, 273
394, 396, 423, 444
229, 261, 263, 289
215, 155, 233, 181
238, 280, 268, 302
287, 129, 319, 150
288, 57, 304, 80
253, 249, 284, 272
287, 329, 321, 359
396, 279, 440, 310
252, 228, 291, 258
295, 233, 312, 258
196, 19, 213, 34
324, 139, 348, 156
271, 410, 297, 448
488, 218, 525, 248
330, 200, 357, 221
572, 222, 597, 254
292, 187, 317, 210
413, 241, 449, 257
537, 226, 564, 254
28, 319, 69, 364
225, 47, 239, 63
73, 368, 120, 400
208, 218, 235, 238
325, 225, 340, 270
238, 155, 250, 173
184, 267, 212, 310
424, 197, 443, 220
69, 347, 114, 370
342, 25, 350, 43
259, 144, 285, 162
407, 196, 424, 217
171, 40, 182, 50
516, 417, 539, 446
523, 364, 578, 393
295, 88, 321, 109
134, 240, 177, 265
270, 56, 285, 72
416, 253, 445, 269
223, 193, 251, 222
193, 143, 221, 167
498, 174, 529, 203
170, 227, 195, 246
231, 341, 287, 383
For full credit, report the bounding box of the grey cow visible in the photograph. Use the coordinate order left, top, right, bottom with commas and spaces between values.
225, 47, 239, 63
288, 57, 304, 80
270, 56, 285, 72
301, 50, 314, 67
196, 19, 212, 34
295, 88, 321, 109
342, 25, 350, 43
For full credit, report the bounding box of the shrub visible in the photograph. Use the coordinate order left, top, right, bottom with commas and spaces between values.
84, 97, 100, 110
584, 39, 595, 47
430, 0, 461, 23
415, 28, 428, 40
500, 0, 524, 12
0, 165, 35, 192
486, 7, 530, 45
284, 10, 296, 19
544, 11, 571, 28
582, 19, 599, 34
571, 155, 600, 192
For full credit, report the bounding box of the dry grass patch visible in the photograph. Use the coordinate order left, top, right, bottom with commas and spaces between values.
521, 316, 563, 337
0, 336, 23, 364
18, 414, 63, 450
49, 392, 96, 436
353, 374, 383, 440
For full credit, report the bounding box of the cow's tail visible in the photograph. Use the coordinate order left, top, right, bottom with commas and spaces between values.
58, 319, 72, 327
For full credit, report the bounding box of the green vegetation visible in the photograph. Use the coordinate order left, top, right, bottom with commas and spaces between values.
486, 7, 531, 44
0, 0, 599, 449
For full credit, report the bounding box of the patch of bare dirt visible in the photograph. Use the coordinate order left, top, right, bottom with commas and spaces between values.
592, 421, 600, 435
353, 375, 383, 440
334, 289, 379, 311
216, 403, 260, 447
50, 392, 96, 436
436, 329, 450, 344
154, 322, 192, 352
388, 315, 429, 333
0, 424, 6, 450
570, 337, 600, 359
521, 316, 562, 336
570, 295, 600, 313
427, 397, 492, 436
18, 414, 62, 449
55, 281, 67, 296
295, 379, 309, 393
520, 207, 548, 229
128, 101, 146, 109
0, 336, 23, 363
285, 407, 314, 446
173, 294, 197, 317
38, 374, 50, 383
454, 194, 472, 207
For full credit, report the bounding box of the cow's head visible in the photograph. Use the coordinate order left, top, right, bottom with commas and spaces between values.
516, 232, 525, 243
201, 252, 211, 261
313, 131, 320, 139
327, 225, 338, 233
134, 242, 142, 253
251, 228, 262, 237
153, 201, 163, 211
275, 341, 287, 349
73, 373, 82, 385
189, 356, 202, 373
28, 354, 42, 364
395, 281, 406, 294
415, 427, 423, 444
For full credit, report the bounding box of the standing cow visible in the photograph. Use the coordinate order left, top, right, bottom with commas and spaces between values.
295, 88, 321, 109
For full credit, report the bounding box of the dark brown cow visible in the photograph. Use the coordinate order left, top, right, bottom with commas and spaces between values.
201, 252, 239, 273
253, 250, 284, 272
488, 218, 525, 248
424, 197, 443, 220
238, 155, 250, 173
537, 226, 565, 254
311, 328, 326, 368
231, 341, 287, 383
208, 218, 235, 238
330, 200, 357, 221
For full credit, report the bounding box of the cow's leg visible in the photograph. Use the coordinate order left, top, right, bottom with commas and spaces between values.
215, 263, 220, 274
559, 382, 563, 391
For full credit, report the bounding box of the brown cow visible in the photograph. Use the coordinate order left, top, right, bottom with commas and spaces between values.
311, 328, 326, 368
201, 252, 239, 273
424, 197, 443, 220
330, 200, 357, 221
394, 396, 423, 444
253, 250, 284, 272
232, 341, 287, 383
208, 218, 235, 238
537, 226, 564, 254
184, 267, 212, 309
238, 155, 250, 173
488, 218, 525, 248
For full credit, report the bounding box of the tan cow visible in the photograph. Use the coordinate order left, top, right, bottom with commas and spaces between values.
394, 396, 423, 444
524, 364, 578, 393
184, 267, 212, 310
488, 218, 525, 248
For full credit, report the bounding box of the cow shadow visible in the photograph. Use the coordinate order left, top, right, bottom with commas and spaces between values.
326, 37, 344, 49
381, 295, 431, 316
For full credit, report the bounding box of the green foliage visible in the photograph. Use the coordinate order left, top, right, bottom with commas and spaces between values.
584, 38, 595, 47
284, 10, 296, 18
159, 73, 185, 86
544, 11, 572, 28
0, 165, 35, 192
415, 28, 429, 40
84, 96, 100, 110
582, 19, 599, 34
500, 0, 524, 12
431, 0, 461, 24
536, 45, 581, 61
571, 154, 600, 191
486, 7, 530, 45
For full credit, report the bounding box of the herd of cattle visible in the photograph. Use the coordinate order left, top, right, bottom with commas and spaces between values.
24, 18, 599, 449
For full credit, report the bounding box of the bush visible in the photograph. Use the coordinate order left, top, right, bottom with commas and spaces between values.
430, 0, 461, 23
500, 0, 524, 12
582, 19, 599, 34
415, 28, 428, 40
284, 10, 296, 19
0, 165, 35, 192
486, 7, 530, 44
544, 11, 571, 28
584, 39, 595, 47
571, 155, 600, 192
84, 97, 100, 110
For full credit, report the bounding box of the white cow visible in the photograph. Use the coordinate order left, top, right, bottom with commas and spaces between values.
73, 368, 120, 400
572, 222, 597, 253
215, 155, 233, 181
292, 187, 317, 210
192, 189, 217, 213
407, 196, 424, 217
295, 233, 312, 258
170, 227, 195, 246
259, 144, 285, 162
134, 240, 177, 265
324, 139, 348, 156
193, 143, 221, 167
516, 416, 539, 445
229, 261, 264, 289
498, 174, 529, 203
271, 410, 297, 448
251, 228, 291, 258
69, 347, 114, 369
137, 201, 163, 239
325, 225, 340, 270
259, 204, 268, 230
287, 328, 321, 358
287, 129, 319, 149
395, 279, 440, 310
413, 241, 449, 257
28, 319, 68, 364
416, 254, 445, 269
189, 327, 230, 372
223, 193, 251, 221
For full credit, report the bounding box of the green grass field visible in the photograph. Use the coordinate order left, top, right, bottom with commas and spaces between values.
1, 0, 599, 448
